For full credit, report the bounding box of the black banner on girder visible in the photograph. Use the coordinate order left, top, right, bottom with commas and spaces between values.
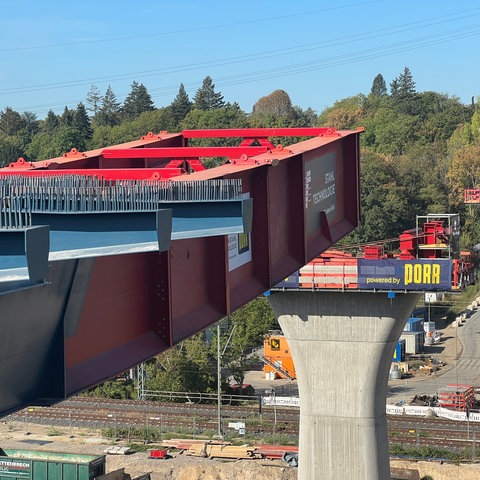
358, 259, 452, 291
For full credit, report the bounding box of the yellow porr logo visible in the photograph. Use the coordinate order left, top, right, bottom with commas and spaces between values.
404, 263, 440, 285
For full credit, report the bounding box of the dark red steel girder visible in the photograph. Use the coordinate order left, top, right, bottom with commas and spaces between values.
0, 127, 362, 412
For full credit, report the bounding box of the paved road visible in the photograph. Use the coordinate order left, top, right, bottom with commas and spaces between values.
388, 306, 480, 404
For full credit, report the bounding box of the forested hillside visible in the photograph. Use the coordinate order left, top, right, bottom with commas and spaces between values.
1, 68, 479, 249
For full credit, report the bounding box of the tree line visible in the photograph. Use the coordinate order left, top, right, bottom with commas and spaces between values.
0, 76, 315, 167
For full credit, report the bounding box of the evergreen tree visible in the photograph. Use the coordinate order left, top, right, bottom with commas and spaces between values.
95, 85, 121, 127
0, 107, 26, 136
391, 67, 416, 99
86, 85, 102, 115
42, 110, 60, 132
73, 102, 93, 141
122, 81, 155, 120
193, 76, 225, 110
370, 74, 387, 96
389, 67, 418, 115
170, 83, 192, 125
55, 125, 87, 153
0, 135, 24, 166
389, 78, 399, 97
21, 111, 39, 139
60, 106, 74, 127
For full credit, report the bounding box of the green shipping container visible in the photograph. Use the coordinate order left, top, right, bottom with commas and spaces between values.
0, 449, 105, 480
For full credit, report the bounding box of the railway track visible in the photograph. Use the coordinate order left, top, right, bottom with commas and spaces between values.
5, 396, 480, 451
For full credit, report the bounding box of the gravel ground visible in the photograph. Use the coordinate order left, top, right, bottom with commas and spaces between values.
0, 421, 297, 479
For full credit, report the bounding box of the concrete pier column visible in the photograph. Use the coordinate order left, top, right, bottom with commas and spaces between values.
268, 290, 420, 480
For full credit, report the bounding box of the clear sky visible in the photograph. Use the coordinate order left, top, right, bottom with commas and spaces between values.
0, 1, 478, 119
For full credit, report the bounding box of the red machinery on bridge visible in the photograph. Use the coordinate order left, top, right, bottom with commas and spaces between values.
0, 127, 362, 416
277, 213, 476, 292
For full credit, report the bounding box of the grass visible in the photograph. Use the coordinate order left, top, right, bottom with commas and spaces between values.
101, 423, 299, 448
390, 443, 465, 463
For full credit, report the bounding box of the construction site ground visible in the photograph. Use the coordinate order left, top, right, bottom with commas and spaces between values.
0, 422, 296, 480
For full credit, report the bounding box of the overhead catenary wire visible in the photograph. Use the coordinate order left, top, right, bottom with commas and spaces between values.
2, 6, 480, 116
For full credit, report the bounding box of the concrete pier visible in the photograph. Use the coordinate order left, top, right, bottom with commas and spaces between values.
268, 290, 420, 480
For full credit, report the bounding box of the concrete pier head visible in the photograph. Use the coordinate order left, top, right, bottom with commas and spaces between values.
268, 291, 420, 480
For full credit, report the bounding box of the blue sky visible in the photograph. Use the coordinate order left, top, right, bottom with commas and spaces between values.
0, 1, 478, 119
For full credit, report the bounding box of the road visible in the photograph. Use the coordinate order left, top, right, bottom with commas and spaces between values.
388, 306, 480, 404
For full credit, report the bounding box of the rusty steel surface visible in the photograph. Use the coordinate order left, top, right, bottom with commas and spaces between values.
0, 128, 361, 416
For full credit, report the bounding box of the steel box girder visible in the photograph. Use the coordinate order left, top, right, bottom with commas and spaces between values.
64, 130, 361, 395
0, 127, 361, 413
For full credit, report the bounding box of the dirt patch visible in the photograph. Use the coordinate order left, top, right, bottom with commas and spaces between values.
0, 421, 297, 480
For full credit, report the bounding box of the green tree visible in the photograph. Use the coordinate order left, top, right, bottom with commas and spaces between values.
362, 106, 418, 155
42, 110, 60, 132
60, 106, 74, 127
21, 111, 39, 140
0, 107, 26, 136
317, 96, 364, 129
145, 332, 216, 395
390, 67, 418, 115
122, 81, 155, 120
0, 135, 24, 166
95, 85, 121, 127
86, 85, 102, 115
391, 67, 416, 99
89, 108, 177, 149
73, 102, 93, 142
216, 298, 277, 387
370, 74, 387, 96
193, 76, 225, 110
27, 126, 86, 160
87, 378, 135, 399
26, 131, 62, 160
345, 151, 416, 245
253, 89, 295, 118
170, 83, 192, 126
55, 125, 87, 153
181, 105, 247, 133
294, 106, 317, 126
447, 145, 480, 209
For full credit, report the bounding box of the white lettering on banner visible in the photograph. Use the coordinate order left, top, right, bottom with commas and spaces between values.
312, 184, 336, 205
312, 170, 336, 206
262, 396, 300, 407
305, 169, 312, 208
386, 404, 480, 422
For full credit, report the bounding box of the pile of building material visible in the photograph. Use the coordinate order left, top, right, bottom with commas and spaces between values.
438, 384, 476, 411
160, 438, 231, 451
254, 445, 299, 460
186, 442, 259, 459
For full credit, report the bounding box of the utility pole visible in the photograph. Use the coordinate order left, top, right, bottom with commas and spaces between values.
216, 318, 236, 439
217, 323, 222, 438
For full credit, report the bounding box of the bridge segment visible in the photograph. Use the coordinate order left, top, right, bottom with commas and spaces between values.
0, 127, 361, 416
